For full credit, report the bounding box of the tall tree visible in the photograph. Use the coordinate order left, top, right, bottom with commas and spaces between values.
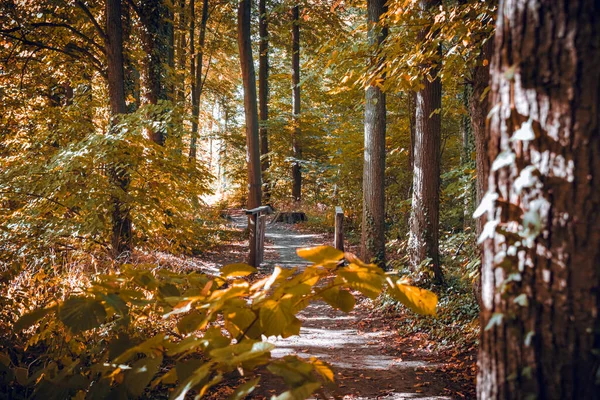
408, 0, 444, 283
470, 38, 492, 238
291, 4, 302, 202
360, 0, 387, 267
189, 0, 210, 161
477, 0, 600, 398
259, 0, 270, 202
105, 0, 132, 257
124, 0, 172, 145
237, 0, 262, 208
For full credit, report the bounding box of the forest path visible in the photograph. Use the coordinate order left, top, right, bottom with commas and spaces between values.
230, 214, 455, 400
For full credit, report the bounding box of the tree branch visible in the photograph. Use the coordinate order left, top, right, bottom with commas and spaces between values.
75, 0, 107, 40
31, 22, 105, 53
124, 0, 142, 17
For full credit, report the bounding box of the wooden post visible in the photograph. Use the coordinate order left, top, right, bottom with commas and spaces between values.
246, 205, 272, 267
334, 206, 344, 251
248, 212, 258, 267
258, 214, 267, 264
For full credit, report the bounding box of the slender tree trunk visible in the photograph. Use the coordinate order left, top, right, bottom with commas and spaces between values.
471, 37, 492, 238
237, 0, 262, 209
138, 0, 170, 145
189, 0, 209, 161
460, 84, 475, 230
408, 0, 443, 283
360, 0, 387, 268
478, 0, 600, 398
189, 0, 197, 160
259, 0, 270, 202
470, 37, 492, 304
176, 0, 187, 103
291, 5, 302, 202
105, 0, 132, 258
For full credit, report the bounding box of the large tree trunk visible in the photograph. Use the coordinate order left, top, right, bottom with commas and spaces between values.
408, 0, 443, 283
360, 0, 387, 268
291, 5, 302, 202
189, 0, 209, 161
105, 0, 132, 258
477, 0, 600, 398
237, 0, 262, 209
259, 0, 270, 202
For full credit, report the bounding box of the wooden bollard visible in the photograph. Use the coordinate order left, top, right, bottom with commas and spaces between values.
334, 206, 344, 251
246, 205, 272, 267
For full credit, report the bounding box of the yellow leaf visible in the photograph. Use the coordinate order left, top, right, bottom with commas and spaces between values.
310, 358, 334, 382
389, 278, 438, 316
296, 246, 344, 266
221, 263, 257, 279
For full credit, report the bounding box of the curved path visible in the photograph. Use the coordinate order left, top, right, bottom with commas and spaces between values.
232, 215, 455, 399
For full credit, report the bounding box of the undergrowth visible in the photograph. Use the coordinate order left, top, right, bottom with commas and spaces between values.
380, 230, 480, 351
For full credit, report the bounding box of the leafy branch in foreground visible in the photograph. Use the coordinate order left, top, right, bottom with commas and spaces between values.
7, 246, 437, 399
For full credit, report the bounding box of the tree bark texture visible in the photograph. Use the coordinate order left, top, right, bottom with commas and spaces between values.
259, 0, 270, 202
176, 0, 187, 103
237, 0, 262, 209
408, 0, 443, 283
478, 1, 600, 398
360, 0, 387, 268
471, 37, 493, 238
189, 0, 209, 161
138, 0, 170, 145
105, 0, 132, 258
291, 5, 302, 202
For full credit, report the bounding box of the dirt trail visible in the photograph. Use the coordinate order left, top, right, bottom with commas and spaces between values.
231, 215, 460, 399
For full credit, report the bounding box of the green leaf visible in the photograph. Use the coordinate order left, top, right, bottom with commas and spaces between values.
201, 326, 231, 352
272, 382, 322, 400
171, 362, 214, 400
320, 287, 355, 313
228, 378, 260, 400
58, 297, 107, 333
259, 299, 293, 337
101, 293, 129, 316
220, 263, 257, 278
177, 311, 206, 335
224, 306, 257, 338
124, 354, 163, 397
296, 246, 343, 266
268, 356, 314, 387
14, 367, 28, 386
389, 280, 438, 316
14, 305, 57, 332
211, 341, 274, 366
114, 334, 166, 363
159, 283, 181, 297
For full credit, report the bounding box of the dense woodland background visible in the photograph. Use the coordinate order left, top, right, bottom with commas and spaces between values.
0, 0, 598, 399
